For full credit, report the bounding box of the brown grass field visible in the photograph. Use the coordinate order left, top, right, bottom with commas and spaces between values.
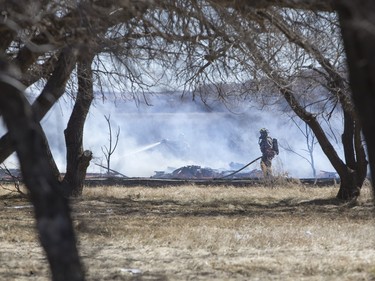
1, 181, 375, 280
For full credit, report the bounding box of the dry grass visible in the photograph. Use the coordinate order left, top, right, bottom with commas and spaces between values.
0, 182, 375, 280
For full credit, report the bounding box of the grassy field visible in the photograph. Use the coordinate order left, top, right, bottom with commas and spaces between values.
0, 181, 375, 280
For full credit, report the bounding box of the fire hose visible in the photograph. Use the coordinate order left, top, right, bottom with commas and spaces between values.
215, 156, 262, 179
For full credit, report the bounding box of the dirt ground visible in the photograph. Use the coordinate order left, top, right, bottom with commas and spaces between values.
1, 182, 375, 280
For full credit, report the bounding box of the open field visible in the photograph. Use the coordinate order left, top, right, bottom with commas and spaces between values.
1, 182, 375, 280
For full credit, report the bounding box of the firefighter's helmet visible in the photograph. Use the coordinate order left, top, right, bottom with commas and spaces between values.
260, 128, 268, 136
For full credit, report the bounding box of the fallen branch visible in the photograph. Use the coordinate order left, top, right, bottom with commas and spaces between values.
94, 163, 128, 178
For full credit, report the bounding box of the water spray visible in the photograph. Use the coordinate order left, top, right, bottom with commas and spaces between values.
123, 141, 162, 156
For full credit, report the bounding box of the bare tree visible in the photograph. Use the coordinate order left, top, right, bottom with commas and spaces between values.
101, 115, 120, 176
62, 53, 95, 197
0, 1, 153, 195
213, 0, 375, 197
0, 58, 84, 281
235, 8, 366, 200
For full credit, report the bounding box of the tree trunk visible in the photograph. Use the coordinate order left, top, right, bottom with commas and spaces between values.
336, 167, 361, 200
289, 93, 363, 200
0, 47, 78, 164
336, 1, 375, 189
63, 54, 94, 197
335, 110, 367, 200
0, 61, 84, 281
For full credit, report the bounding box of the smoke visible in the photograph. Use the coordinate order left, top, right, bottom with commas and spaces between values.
1, 91, 342, 178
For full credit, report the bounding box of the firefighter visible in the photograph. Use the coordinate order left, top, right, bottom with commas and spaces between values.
258, 128, 279, 178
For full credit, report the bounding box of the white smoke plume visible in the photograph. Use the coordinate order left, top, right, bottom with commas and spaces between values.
1, 91, 342, 178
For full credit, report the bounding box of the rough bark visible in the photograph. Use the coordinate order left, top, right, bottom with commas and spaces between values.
0, 60, 84, 281
62, 54, 94, 197
335, 0, 375, 188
